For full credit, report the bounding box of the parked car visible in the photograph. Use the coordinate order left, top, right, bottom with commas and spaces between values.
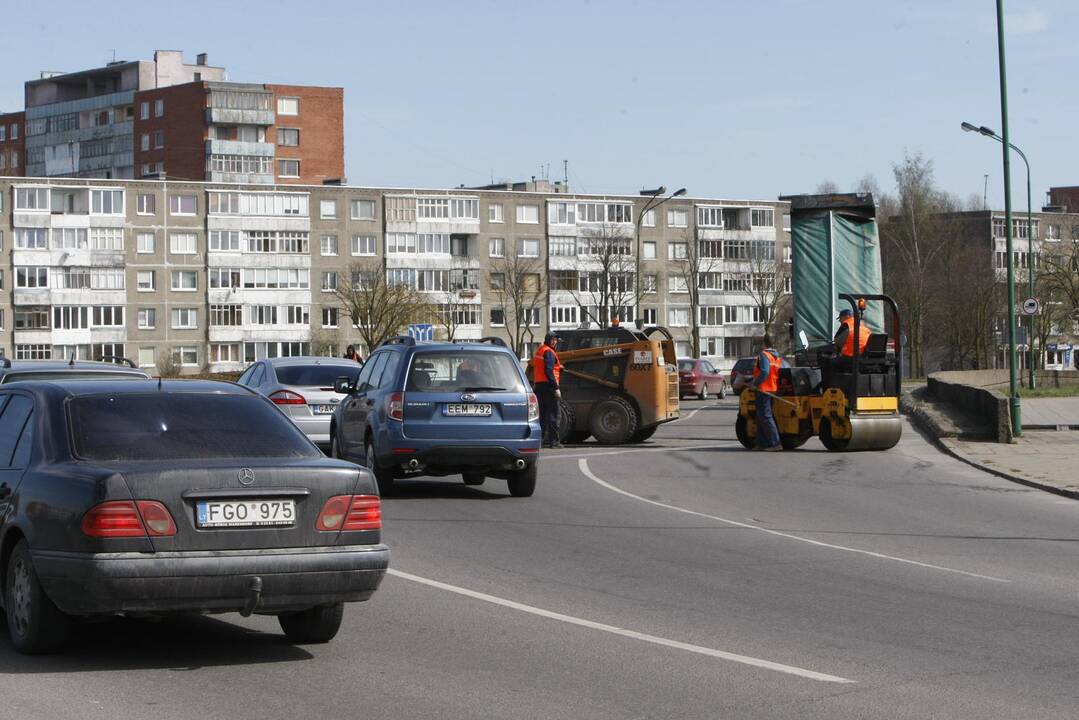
0, 379, 389, 654
0, 357, 150, 384
677, 358, 727, 400
329, 337, 541, 497
729, 355, 792, 394
237, 356, 363, 447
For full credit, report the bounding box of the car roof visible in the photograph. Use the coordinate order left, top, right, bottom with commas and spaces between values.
0, 359, 147, 373
262, 356, 361, 367
7, 379, 255, 400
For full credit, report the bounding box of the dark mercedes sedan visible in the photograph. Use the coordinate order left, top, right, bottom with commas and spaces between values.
0, 380, 389, 654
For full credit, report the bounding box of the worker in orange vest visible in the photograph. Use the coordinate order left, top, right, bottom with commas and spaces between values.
751, 334, 782, 451
832, 308, 872, 371
532, 332, 564, 448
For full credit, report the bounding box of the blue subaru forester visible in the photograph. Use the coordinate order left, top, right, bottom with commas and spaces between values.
329, 337, 542, 497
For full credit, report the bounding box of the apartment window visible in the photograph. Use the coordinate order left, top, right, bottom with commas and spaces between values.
90, 228, 123, 250
668, 242, 688, 260
347, 235, 375, 256
138, 347, 155, 368
210, 305, 242, 326
137, 308, 156, 329
278, 159, 300, 177
699, 306, 725, 327
668, 308, 689, 327
450, 198, 479, 220
209, 268, 242, 288
9, 123, 15, 140
171, 271, 197, 291
16, 345, 51, 360
285, 306, 309, 325
16, 267, 48, 288
550, 306, 579, 325
1046, 224, 1061, 241
416, 233, 449, 254
92, 306, 125, 328
385, 233, 416, 254
699, 271, 723, 290
321, 271, 338, 292
172, 308, 198, 329
277, 97, 299, 115
667, 208, 688, 228
489, 272, 505, 290
173, 346, 199, 367
642, 274, 658, 293
209, 230, 241, 251
169, 194, 196, 215
210, 344, 241, 364
489, 237, 505, 257
751, 208, 774, 228
516, 205, 539, 224
322, 307, 339, 328
549, 236, 576, 257
154, 99, 164, 117
519, 238, 539, 257
450, 236, 469, 257
56, 268, 90, 290
137, 193, 156, 214
153, 130, 164, 149
170, 233, 197, 255
782, 213, 792, 231
670, 276, 689, 293
548, 202, 576, 225
520, 308, 542, 326
642, 209, 656, 227
449, 269, 479, 291
351, 199, 375, 219
15, 310, 49, 330
242, 268, 310, 289
490, 308, 505, 327
320, 235, 338, 256
642, 241, 656, 259
137, 271, 156, 291
15, 229, 47, 249
51, 228, 87, 250
642, 308, 658, 325
277, 128, 300, 146
91, 189, 124, 214
140, 133, 150, 152
15, 187, 48, 210
91, 269, 125, 290
140, 101, 150, 120
320, 200, 337, 219
489, 204, 504, 223
53, 306, 90, 330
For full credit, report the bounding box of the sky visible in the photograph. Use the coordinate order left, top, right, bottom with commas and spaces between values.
3, 0, 1076, 208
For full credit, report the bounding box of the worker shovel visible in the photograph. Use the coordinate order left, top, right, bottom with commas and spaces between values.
752, 388, 798, 408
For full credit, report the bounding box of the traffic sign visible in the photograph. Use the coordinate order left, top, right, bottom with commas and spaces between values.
1022, 297, 1040, 315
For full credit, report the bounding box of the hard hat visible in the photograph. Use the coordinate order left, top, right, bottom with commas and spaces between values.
838, 309, 853, 318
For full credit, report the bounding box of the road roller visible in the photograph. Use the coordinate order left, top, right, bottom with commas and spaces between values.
735, 293, 903, 452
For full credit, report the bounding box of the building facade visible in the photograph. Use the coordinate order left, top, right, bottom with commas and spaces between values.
0, 176, 791, 372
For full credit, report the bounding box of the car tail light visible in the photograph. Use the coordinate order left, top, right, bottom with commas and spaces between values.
270, 390, 307, 405
81, 500, 177, 538
386, 392, 404, 421
527, 393, 539, 422
316, 495, 381, 531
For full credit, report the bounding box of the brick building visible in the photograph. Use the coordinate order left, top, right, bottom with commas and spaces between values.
0, 111, 23, 176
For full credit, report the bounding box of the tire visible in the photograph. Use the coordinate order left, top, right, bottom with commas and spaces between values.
506, 463, 537, 497
718, 384, 727, 399
565, 430, 591, 444
629, 425, 657, 443
734, 414, 754, 449
698, 384, 709, 401
555, 399, 575, 443
462, 472, 485, 486
819, 420, 849, 452
330, 432, 343, 459
780, 434, 809, 450
5, 540, 70, 655
588, 396, 639, 445
365, 440, 395, 493
278, 603, 345, 644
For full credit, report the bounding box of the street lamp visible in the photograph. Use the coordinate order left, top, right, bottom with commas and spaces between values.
634, 186, 687, 324
961, 121, 1035, 390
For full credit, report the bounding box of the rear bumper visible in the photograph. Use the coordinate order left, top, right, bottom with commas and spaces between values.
33, 544, 389, 616
292, 415, 332, 444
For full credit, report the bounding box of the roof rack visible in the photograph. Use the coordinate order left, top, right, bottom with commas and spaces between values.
478, 337, 507, 347
98, 355, 138, 369
380, 336, 416, 347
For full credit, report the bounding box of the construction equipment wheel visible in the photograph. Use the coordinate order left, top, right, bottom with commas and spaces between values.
629, 425, 657, 443
780, 434, 809, 450
565, 430, 591, 444
734, 414, 754, 449
819, 420, 850, 452
589, 396, 639, 445
556, 399, 575, 443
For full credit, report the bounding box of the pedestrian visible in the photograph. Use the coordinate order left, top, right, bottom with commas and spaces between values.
751, 334, 782, 451
531, 332, 564, 448
343, 345, 362, 363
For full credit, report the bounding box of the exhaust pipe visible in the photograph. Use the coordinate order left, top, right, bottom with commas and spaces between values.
515, 459, 526, 470
408, 459, 420, 470
240, 576, 263, 617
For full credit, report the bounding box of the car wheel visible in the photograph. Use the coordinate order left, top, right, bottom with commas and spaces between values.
698, 384, 709, 401
718, 383, 727, 399
507, 463, 537, 497
588, 396, 639, 445
365, 441, 394, 493
462, 472, 485, 486
5, 539, 70, 655
278, 602, 345, 644
330, 432, 343, 459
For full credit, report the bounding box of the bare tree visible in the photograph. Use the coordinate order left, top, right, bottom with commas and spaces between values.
934, 230, 1001, 370
332, 259, 433, 351
743, 242, 792, 349
431, 291, 479, 343
571, 223, 636, 327
490, 254, 546, 357
672, 230, 721, 357
309, 326, 340, 357
815, 180, 840, 194
1034, 239, 1079, 370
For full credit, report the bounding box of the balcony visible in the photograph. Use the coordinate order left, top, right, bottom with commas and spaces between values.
206, 107, 275, 126
205, 139, 275, 157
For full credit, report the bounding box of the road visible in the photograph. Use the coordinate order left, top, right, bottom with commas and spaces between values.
3, 397, 1079, 719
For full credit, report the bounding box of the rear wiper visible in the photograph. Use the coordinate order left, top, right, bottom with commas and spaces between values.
461, 386, 507, 392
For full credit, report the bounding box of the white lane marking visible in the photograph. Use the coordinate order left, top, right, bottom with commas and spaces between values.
668, 404, 711, 423
387, 568, 855, 684
579, 459, 1010, 583
550, 443, 723, 461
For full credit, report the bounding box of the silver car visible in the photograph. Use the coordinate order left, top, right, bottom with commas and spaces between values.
237, 356, 362, 447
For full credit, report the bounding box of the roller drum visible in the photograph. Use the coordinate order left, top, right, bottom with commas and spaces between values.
844, 414, 903, 451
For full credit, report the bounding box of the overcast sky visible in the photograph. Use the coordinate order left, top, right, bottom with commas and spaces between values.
3, 0, 1075, 206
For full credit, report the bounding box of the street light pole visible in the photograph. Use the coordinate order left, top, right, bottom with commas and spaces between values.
634, 186, 686, 323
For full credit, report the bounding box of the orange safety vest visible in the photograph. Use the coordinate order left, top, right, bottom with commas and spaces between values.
753, 349, 781, 393
532, 344, 562, 385
840, 316, 872, 357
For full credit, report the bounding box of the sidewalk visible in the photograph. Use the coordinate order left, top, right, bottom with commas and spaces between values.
940, 432, 1079, 498
1022, 397, 1079, 430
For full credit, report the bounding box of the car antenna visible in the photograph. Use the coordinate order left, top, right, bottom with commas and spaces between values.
158, 376, 163, 390
69, 354, 75, 366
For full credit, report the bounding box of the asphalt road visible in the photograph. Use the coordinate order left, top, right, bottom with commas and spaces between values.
3, 398, 1079, 719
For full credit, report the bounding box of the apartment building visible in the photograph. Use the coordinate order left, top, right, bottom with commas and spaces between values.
6, 50, 342, 185
0, 111, 23, 175
0, 176, 790, 372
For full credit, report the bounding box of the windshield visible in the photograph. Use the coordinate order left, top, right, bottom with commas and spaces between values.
677, 360, 696, 372
275, 365, 361, 388
69, 393, 321, 461
733, 359, 756, 373
406, 351, 526, 393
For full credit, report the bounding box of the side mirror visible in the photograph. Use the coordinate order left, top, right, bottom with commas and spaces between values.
333, 376, 353, 394
798, 330, 809, 350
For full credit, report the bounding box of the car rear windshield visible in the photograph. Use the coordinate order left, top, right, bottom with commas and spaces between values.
275, 365, 361, 388
406, 351, 526, 393
733, 359, 756, 373
69, 393, 321, 461
677, 360, 696, 372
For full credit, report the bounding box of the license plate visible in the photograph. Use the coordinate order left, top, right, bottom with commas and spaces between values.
312, 405, 336, 415
443, 403, 493, 416
196, 499, 296, 528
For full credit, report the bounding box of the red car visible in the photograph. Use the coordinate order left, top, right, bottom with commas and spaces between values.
728, 357, 758, 395
677, 358, 728, 400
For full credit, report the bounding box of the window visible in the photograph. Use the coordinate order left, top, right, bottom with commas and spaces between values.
169, 194, 196, 215
15, 310, 49, 330
151, 130, 164, 149
667, 208, 688, 228
209, 154, 273, 175
699, 306, 725, 326
322, 307, 339, 328
15, 187, 49, 211
642, 308, 658, 325
449, 269, 479, 290
137, 193, 156, 215
210, 305, 242, 326
171, 271, 197, 291
669, 308, 689, 327
516, 205, 539, 224
642, 209, 656, 227
277, 97, 299, 115
51, 228, 87, 250
320, 200, 337, 219
489, 272, 505, 290
489, 237, 505, 257
351, 235, 376, 255
416, 233, 450, 254
170, 233, 197, 255
241, 268, 309, 289
575, 202, 632, 224
1046, 224, 1061, 241
549, 236, 576, 257
173, 346, 199, 367
550, 306, 578, 325
277, 128, 300, 146
490, 308, 505, 326
520, 308, 541, 326
91, 189, 124, 214
209, 268, 242, 288
90, 228, 123, 250
248, 305, 278, 325
321, 271, 338, 292
670, 276, 689, 293
698, 271, 722, 290
137, 308, 156, 329
548, 202, 576, 225
154, 99, 164, 117
519, 238, 539, 257
278, 159, 300, 177
137, 271, 155, 291
450, 198, 479, 220
53, 306, 90, 330
15, 267, 48, 288
140, 133, 150, 152
140, 101, 149, 120
351, 199, 375, 219
783, 213, 792, 231
642, 274, 658, 293
15, 229, 47, 249
751, 208, 774, 227
92, 306, 125, 328
285, 306, 309, 325
417, 269, 448, 292
56, 268, 90, 290
319, 235, 338, 256
9, 123, 16, 140
489, 204, 504, 223
91, 269, 125, 290
450, 235, 469, 257
171, 309, 197, 329
669, 242, 688, 260
138, 348, 156, 368
15, 345, 51, 360
643, 241, 656, 259
209, 230, 241, 251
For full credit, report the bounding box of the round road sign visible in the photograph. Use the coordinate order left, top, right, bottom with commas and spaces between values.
1022, 297, 1040, 315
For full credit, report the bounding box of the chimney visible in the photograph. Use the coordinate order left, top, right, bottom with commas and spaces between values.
196, 53, 208, 66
